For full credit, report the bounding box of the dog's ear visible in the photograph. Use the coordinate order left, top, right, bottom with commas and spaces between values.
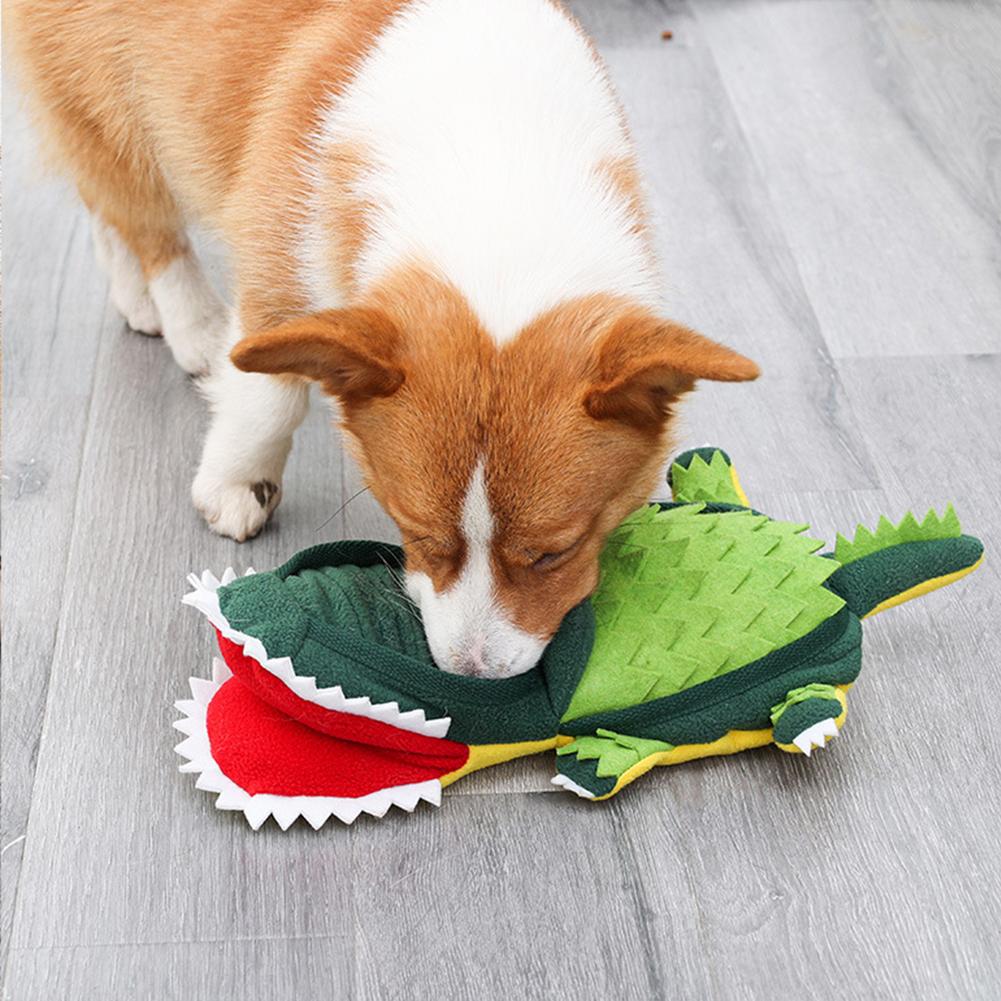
230, 309, 405, 404
584, 312, 759, 431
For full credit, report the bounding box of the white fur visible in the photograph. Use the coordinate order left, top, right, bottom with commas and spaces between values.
92, 219, 162, 335
406, 462, 546, 677
148, 253, 228, 375
300, 0, 659, 340
193, 314, 311, 541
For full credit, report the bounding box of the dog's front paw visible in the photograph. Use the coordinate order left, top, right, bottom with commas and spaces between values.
192, 473, 282, 542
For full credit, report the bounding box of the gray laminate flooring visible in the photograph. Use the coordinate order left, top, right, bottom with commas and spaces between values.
3, 2, 1000, 998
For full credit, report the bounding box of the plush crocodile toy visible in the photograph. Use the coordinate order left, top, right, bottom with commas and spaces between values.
175, 447, 983, 829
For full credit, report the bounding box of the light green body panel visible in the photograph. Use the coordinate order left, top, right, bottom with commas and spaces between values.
563, 503, 846, 721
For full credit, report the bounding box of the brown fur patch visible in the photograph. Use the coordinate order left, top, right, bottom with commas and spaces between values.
6, 0, 407, 295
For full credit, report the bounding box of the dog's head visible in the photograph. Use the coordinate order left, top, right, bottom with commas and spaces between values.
232, 273, 758, 678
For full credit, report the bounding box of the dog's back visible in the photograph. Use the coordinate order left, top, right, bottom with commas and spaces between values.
8, 0, 758, 677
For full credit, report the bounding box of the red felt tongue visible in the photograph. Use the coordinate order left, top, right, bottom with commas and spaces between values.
206, 677, 468, 798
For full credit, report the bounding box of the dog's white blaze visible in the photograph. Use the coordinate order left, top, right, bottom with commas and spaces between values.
406, 461, 546, 677
301, 0, 660, 339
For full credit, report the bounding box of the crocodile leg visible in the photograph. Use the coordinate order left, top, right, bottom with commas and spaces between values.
552, 729, 673, 800
668, 447, 750, 506
771, 684, 848, 756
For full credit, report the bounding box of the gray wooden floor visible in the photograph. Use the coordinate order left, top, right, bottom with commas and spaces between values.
3, 2, 1001, 998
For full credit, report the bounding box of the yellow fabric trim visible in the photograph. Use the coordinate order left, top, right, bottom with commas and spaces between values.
863, 555, 984, 619
729, 466, 750, 507
440, 735, 571, 788
444, 685, 859, 796
593, 686, 851, 799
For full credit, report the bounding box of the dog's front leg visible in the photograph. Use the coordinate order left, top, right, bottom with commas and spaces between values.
192, 318, 310, 541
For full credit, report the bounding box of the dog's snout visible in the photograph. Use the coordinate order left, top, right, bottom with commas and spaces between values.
449, 635, 504, 678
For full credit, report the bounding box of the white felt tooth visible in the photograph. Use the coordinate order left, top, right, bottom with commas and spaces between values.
550, 774, 595, 799
395, 708, 427, 727
221, 567, 237, 585
365, 793, 395, 819
212, 658, 233, 685
422, 782, 443, 807
793, 719, 839, 756
173, 717, 197, 736
290, 677, 316, 699
393, 787, 422, 812
369, 703, 401, 723
242, 799, 273, 830
301, 802, 333, 831
178, 760, 202, 773
189, 677, 217, 706
201, 569, 220, 590
195, 770, 226, 793
186, 572, 203, 590
316, 689, 341, 710
174, 736, 201, 760
242, 637, 263, 662
174, 699, 198, 716
269, 656, 294, 679
272, 801, 300, 831
214, 787, 247, 811
424, 718, 452, 740
333, 801, 364, 825
244, 567, 257, 576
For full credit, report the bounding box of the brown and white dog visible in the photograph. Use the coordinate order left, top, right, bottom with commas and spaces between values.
8, 0, 758, 677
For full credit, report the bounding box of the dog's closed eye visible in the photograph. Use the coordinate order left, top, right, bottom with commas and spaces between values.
530, 536, 585, 572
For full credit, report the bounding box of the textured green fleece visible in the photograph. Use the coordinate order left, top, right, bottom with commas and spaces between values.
562, 503, 845, 721
209, 448, 982, 759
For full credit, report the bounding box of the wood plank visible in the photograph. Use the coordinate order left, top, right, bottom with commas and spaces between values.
350, 792, 681, 1001
875, 0, 1001, 229
3, 275, 357, 953
571, 0, 877, 492
5, 938, 354, 1001
0, 87, 114, 978
694, 0, 1001, 358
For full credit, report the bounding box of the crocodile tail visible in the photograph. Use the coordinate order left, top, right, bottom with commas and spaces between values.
826, 513, 983, 618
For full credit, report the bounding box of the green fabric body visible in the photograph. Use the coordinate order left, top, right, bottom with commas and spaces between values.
561, 607, 862, 744
209, 447, 982, 763
562, 503, 845, 721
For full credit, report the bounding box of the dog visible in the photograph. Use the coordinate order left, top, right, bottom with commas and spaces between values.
8, 0, 759, 677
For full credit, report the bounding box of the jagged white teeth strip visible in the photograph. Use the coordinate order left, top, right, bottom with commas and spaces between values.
182, 569, 452, 739
174, 661, 443, 829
